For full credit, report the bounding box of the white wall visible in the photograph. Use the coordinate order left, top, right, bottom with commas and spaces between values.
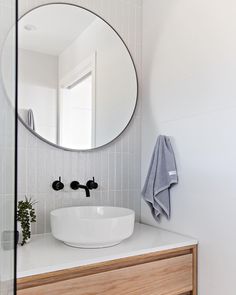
18, 49, 58, 143
59, 19, 137, 147
141, 1, 236, 294
18, 0, 142, 235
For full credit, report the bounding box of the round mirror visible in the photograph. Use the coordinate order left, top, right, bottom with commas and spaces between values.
17, 4, 138, 151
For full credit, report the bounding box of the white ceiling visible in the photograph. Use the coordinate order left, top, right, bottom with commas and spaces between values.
19, 4, 96, 56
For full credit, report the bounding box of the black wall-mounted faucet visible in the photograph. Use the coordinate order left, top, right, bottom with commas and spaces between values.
52, 177, 64, 191
70, 181, 90, 197
86, 177, 98, 190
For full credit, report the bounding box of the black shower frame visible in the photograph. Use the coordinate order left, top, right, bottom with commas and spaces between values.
14, 0, 18, 294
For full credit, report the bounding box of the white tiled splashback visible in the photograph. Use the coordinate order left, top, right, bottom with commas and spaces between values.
18, 0, 142, 235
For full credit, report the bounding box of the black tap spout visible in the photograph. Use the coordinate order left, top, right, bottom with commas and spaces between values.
78, 184, 90, 197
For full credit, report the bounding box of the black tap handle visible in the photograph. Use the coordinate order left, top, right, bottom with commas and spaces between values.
52, 177, 64, 191
70, 181, 80, 190
87, 177, 98, 190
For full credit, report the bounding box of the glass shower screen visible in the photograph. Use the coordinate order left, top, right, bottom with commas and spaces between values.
0, 0, 17, 294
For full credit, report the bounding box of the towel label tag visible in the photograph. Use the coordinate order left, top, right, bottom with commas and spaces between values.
169, 171, 177, 176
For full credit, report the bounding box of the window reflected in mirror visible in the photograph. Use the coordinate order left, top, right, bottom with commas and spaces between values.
60, 72, 94, 149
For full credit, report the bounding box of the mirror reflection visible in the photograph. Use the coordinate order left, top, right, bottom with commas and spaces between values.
18, 4, 137, 150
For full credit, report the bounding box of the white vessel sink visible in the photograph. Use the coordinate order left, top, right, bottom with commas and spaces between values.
50, 206, 135, 248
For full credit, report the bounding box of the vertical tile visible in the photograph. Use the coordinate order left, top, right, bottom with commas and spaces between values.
18, 148, 27, 194
26, 147, 37, 194
108, 152, 116, 191
116, 153, 122, 191
34, 195, 46, 234
100, 151, 109, 191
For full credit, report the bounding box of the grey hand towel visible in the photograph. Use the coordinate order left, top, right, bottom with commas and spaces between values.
142, 135, 178, 221
27, 109, 35, 131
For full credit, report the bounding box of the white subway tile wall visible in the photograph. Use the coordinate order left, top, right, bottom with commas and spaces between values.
18, 0, 142, 235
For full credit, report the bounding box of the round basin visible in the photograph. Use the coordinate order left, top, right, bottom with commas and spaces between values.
50, 206, 135, 248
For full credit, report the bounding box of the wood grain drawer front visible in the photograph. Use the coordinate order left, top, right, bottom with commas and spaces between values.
18, 254, 193, 295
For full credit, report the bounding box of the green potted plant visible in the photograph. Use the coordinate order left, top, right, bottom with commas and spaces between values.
17, 197, 37, 246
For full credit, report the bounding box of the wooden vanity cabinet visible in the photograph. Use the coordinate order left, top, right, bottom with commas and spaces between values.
17, 245, 197, 295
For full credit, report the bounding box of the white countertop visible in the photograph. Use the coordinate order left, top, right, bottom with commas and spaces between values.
17, 223, 197, 278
